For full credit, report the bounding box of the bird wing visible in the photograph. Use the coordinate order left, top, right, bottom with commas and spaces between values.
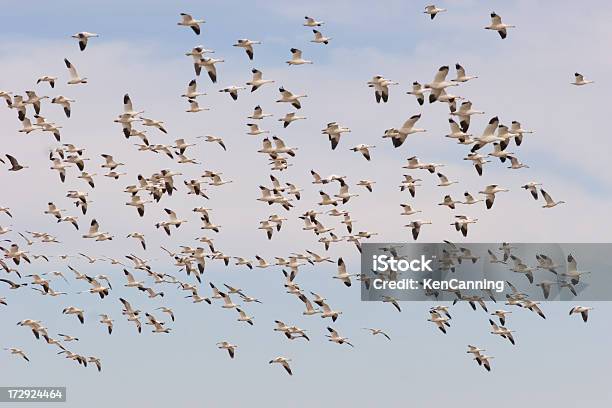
291, 48, 303, 59
455, 63, 466, 78
401, 114, 421, 131
64, 59, 79, 79
540, 189, 554, 205
89, 219, 99, 234
337, 257, 346, 275
433, 66, 449, 83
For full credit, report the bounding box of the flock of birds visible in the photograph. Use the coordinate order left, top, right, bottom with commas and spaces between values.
368, 242, 594, 372
0, 7, 596, 376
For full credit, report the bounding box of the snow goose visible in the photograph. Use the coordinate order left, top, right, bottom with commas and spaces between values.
485, 12, 515, 39
463, 153, 490, 176
436, 172, 457, 187
424, 5, 447, 19
334, 257, 354, 287
428, 311, 451, 334
400, 203, 422, 216
451, 101, 484, 132
200, 135, 226, 150
569, 306, 593, 322
0, 278, 27, 289
357, 180, 375, 192
37, 75, 57, 88
406, 81, 429, 105
247, 69, 274, 92
269, 356, 292, 375
101, 154, 124, 170
540, 189, 565, 208
219, 85, 246, 101
383, 296, 401, 312
562, 254, 590, 285
571, 72, 593, 86
320, 300, 342, 321
248, 105, 273, 120
184, 48, 205, 76
127, 232, 146, 250
507, 155, 529, 169
452, 63, 478, 82
64, 59, 87, 84
521, 182, 541, 200
99, 314, 114, 334
198, 57, 224, 83
368, 75, 399, 103
424, 66, 458, 101
479, 184, 509, 209
462, 192, 484, 205
491, 310, 512, 326
276, 87, 307, 109
510, 121, 533, 145
296, 293, 321, 316
0, 90, 12, 106
236, 308, 254, 325
399, 174, 422, 197
489, 319, 515, 344
217, 341, 237, 358
4, 154, 27, 171
139, 117, 167, 133
445, 118, 473, 143
4, 347, 29, 362
24, 90, 48, 114
186, 99, 208, 114
452, 215, 478, 237
181, 79, 206, 99
363, 328, 391, 340
287, 48, 313, 65
10, 94, 26, 120
438, 194, 460, 209
233, 39, 261, 60
258, 220, 275, 240
350, 144, 375, 161
63, 306, 85, 324
311, 29, 331, 44
335, 180, 358, 204
471, 117, 503, 152
405, 220, 432, 240
72, 32, 98, 51
488, 142, 513, 163
125, 195, 152, 217
326, 327, 354, 347
50, 158, 68, 182
322, 122, 351, 149
18, 118, 40, 134
318, 191, 338, 206
155, 208, 187, 235
383, 114, 426, 148
51, 95, 75, 118
178, 13, 205, 35
246, 123, 269, 136
279, 112, 306, 128
304, 16, 324, 26
475, 354, 494, 371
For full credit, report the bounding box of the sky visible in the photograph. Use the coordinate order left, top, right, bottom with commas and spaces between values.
1, 1, 611, 407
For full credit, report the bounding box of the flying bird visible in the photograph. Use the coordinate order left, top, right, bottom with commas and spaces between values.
71, 32, 99, 51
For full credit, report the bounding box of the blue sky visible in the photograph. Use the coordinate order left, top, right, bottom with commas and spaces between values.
1, 1, 612, 407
